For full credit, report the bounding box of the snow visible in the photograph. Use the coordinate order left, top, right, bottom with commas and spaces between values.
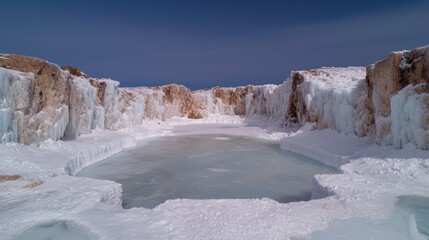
280, 123, 370, 169
1, 116, 429, 239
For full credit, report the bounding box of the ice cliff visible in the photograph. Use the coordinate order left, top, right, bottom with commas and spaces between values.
1, 45, 428, 149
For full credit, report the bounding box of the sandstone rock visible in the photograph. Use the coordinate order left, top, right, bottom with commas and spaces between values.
161, 84, 194, 118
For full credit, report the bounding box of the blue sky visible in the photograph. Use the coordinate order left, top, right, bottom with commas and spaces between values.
1, 0, 428, 89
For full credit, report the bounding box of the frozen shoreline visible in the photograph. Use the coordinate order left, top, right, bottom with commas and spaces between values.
1, 117, 429, 239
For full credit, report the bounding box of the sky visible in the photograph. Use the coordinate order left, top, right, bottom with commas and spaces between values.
1, 0, 428, 90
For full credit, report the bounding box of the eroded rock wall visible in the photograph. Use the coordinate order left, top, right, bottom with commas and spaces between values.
1, 45, 429, 149
0, 54, 251, 144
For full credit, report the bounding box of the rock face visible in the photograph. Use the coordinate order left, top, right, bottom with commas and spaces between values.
161, 84, 194, 119
1, 45, 429, 149
0, 54, 69, 144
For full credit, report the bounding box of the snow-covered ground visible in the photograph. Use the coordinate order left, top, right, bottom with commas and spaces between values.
1, 116, 428, 240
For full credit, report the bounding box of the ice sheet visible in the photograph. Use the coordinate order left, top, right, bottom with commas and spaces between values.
78, 134, 335, 208
15, 221, 91, 240
308, 195, 429, 240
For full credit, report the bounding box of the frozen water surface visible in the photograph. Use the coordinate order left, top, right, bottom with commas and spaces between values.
78, 134, 335, 209
397, 195, 429, 237
15, 221, 91, 240
309, 195, 429, 240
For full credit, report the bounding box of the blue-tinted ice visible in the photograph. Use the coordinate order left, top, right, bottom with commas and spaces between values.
78, 135, 336, 209
15, 221, 91, 240
309, 195, 429, 240
397, 195, 429, 238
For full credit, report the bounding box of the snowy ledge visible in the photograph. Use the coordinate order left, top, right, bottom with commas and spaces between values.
1, 117, 429, 239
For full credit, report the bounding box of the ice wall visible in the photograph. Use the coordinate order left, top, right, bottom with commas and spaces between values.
391, 84, 429, 149
118, 88, 146, 127
65, 75, 99, 139
296, 67, 365, 135
245, 84, 278, 116
101, 79, 123, 130
0, 68, 20, 142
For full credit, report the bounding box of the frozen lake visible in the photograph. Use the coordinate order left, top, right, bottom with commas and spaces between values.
78, 134, 335, 209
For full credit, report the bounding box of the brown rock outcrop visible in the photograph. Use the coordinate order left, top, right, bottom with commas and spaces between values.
212, 85, 253, 115
363, 46, 429, 144
0, 54, 68, 110
161, 84, 194, 118
287, 72, 305, 123
61, 66, 86, 77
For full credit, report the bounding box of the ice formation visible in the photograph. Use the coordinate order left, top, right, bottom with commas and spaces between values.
1, 46, 429, 149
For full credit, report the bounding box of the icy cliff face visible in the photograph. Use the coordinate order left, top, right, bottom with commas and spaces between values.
0, 55, 69, 144
391, 84, 429, 149
361, 46, 429, 147
290, 67, 365, 135
1, 45, 428, 149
